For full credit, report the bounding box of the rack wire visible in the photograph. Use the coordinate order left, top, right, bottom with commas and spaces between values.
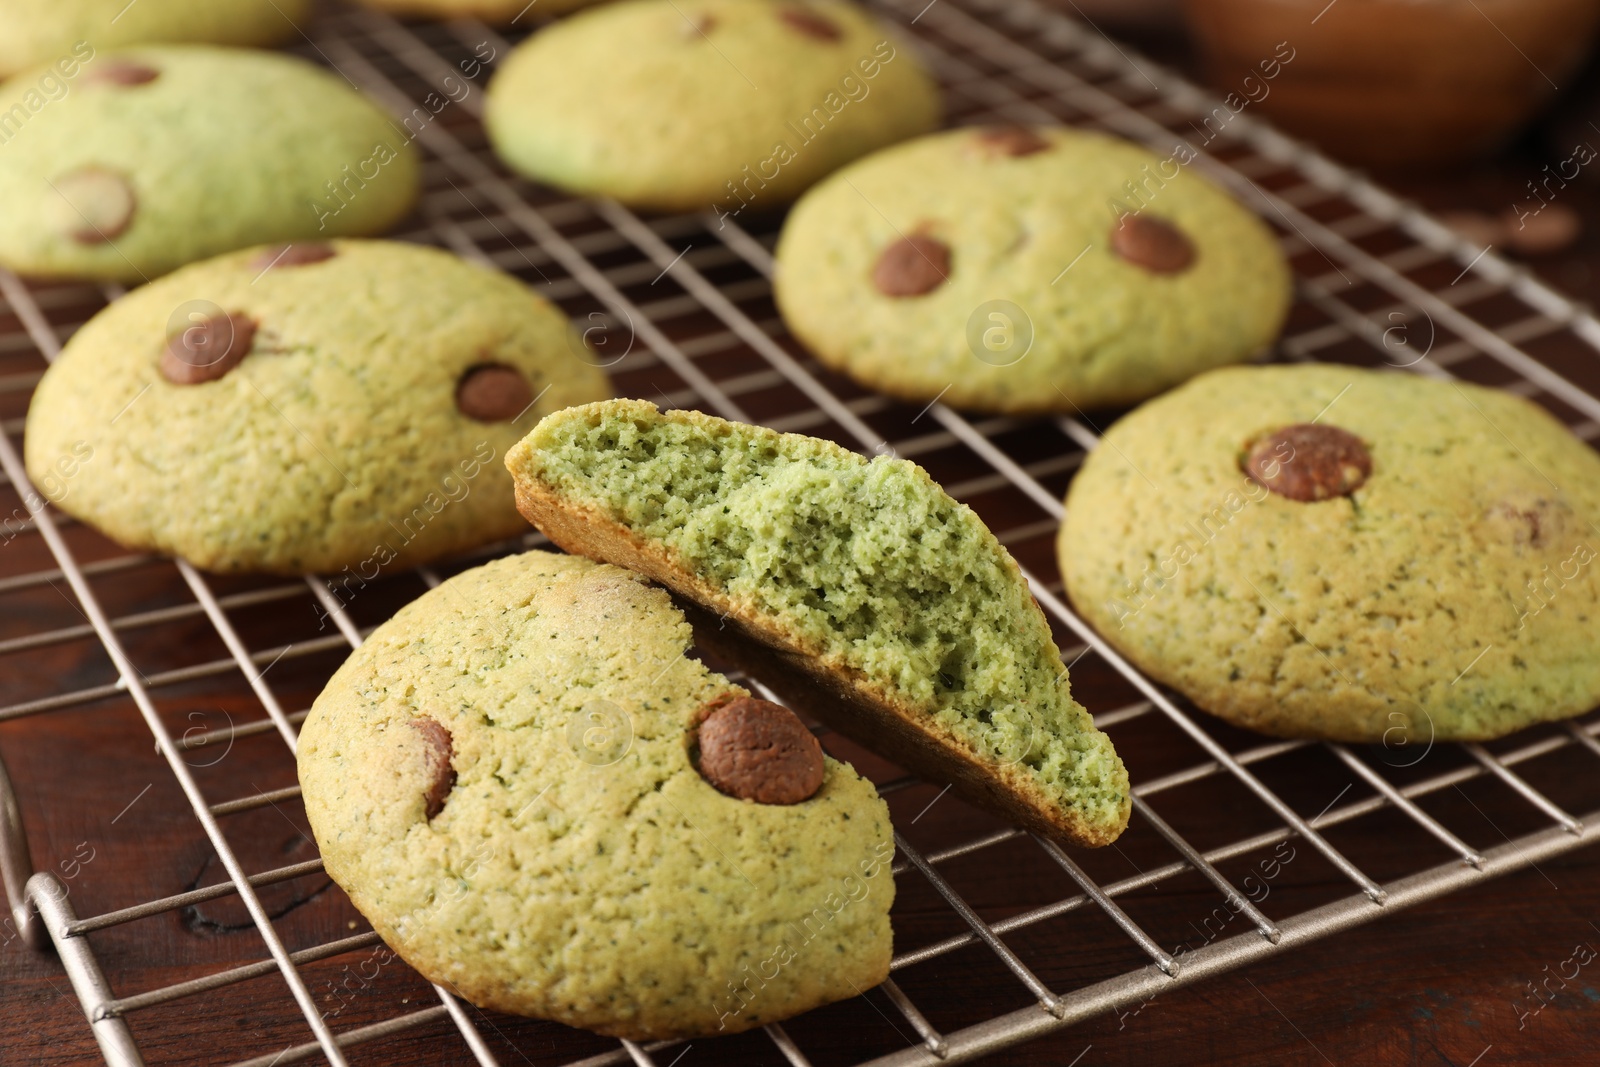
2, 0, 1599, 1063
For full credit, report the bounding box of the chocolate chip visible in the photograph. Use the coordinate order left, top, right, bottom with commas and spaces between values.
84, 59, 160, 86
410, 717, 456, 820
873, 233, 950, 297
696, 696, 824, 805
975, 125, 1050, 158
1243, 423, 1372, 502
251, 243, 337, 271
52, 167, 136, 244
1109, 213, 1195, 275
681, 12, 715, 36
455, 363, 533, 422
1487, 498, 1567, 548
159, 313, 258, 385
778, 6, 842, 40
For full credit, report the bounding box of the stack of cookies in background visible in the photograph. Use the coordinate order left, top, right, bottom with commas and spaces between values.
3, 0, 1598, 1046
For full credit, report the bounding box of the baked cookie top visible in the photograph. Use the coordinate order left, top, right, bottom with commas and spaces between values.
774, 124, 1292, 414
507, 399, 1131, 847
483, 0, 940, 212
24, 239, 610, 574
1060, 363, 1600, 742
0, 45, 417, 282
298, 550, 895, 1039
0, 0, 309, 78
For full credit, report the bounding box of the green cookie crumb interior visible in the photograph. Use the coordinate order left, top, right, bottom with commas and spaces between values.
519, 402, 1128, 834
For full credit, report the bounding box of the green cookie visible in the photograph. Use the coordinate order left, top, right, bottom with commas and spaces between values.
24, 239, 611, 575
774, 125, 1292, 414
484, 0, 941, 213
0, 45, 419, 282
298, 549, 895, 1039
1059, 363, 1600, 742
0, 0, 310, 78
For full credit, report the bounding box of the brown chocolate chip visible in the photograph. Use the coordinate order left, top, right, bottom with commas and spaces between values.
696, 696, 824, 805
455, 363, 533, 422
83, 59, 160, 86
410, 717, 456, 820
873, 233, 951, 297
1243, 423, 1372, 502
159, 313, 258, 385
778, 6, 842, 40
52, 167, 136, 244
251, 243, 337, 271
1487, 498, 1568, 548
680, 12, 715, 36
975, 125, 1051, 158
1109, 213, 1195, 275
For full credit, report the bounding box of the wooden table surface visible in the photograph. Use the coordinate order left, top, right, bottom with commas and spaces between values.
3, 7, 1600, 1067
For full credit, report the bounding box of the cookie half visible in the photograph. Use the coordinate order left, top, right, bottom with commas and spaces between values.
484, 0, 941, 212
24, 239, 610, 574
1060, 363, 1600, 742
774, 124, 1292, 414
298, 550, 895, 1039
506, 399, 1131, 847
0, 45, 418, 282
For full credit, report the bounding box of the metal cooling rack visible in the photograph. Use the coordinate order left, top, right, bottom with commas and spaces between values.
2, 0, 1599, 1063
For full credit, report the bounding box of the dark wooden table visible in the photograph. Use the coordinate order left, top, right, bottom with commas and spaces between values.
3, 8, 1600, 1067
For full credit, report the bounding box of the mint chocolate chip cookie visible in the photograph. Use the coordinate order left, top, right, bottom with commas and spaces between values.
24, 240, 610, 574
298, 549, 895, 1039
1060, 363, 1600, 742
0, 0, 309, 78
774, 124, 1292, 414
506, 399, 1131, 847
484, 0, 941, 213
0, 45, 418, 282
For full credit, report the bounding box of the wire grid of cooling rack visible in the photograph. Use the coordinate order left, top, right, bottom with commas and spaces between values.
2, 0, 1600, 1063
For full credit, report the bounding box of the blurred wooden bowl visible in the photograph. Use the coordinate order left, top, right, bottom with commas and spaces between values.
1183, 0, 1600, 167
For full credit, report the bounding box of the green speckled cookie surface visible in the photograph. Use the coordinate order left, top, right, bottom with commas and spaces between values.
0, 0, 309, 77
298, 550, 895, 1039
773, 125, 1293, 414
0, 46, 418, 282
484, 0, 940, 212
24, 240, 610, 574
1059, 364, 1600, 742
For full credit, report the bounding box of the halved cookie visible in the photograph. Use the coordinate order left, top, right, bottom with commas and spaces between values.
299, 550, 894, 1039
506, 399, 1131, 847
